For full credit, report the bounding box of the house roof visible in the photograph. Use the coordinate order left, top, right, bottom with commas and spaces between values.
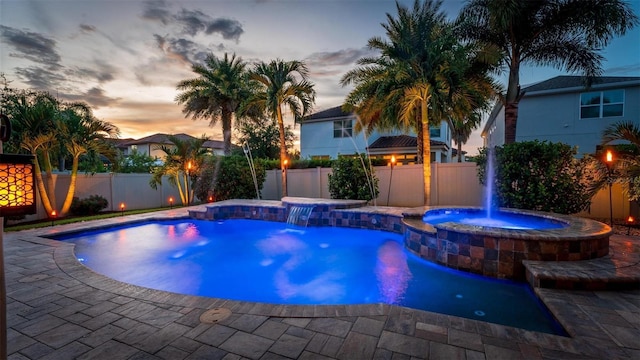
523, 75, 640, 93
304, 106, 352, 122
105, 138, 134, 149
123, 133, 226, 150
368, 135, 447, 149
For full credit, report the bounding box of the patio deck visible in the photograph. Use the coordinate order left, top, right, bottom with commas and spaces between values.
5, 206, 640, 359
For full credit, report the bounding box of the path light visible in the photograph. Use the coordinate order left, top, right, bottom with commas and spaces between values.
387, 155, 396, 206
627, 216, 634, 235
604, 150, 615, 226
120, 203, 125, 216
0, 154, 36, 217
283, 159, 289, 196
186, 161, 192, 207
50, 210, 57, 227
169, 196, 174, 209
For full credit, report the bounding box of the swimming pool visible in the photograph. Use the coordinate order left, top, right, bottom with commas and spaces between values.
53, 218, 564, 334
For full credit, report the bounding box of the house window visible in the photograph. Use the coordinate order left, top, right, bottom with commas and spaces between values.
333, 120, 353, 138
580, 90, 624, 119
429, 126, 441, 138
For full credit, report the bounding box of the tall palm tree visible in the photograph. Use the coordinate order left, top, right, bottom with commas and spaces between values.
601, 121, 640, 201
150, 135, 209, 205
57, 102, 119, 216
458, 0, 638, 144
343, 0, 487, 205
176, 53, 250, 155
246, 59, 316, 197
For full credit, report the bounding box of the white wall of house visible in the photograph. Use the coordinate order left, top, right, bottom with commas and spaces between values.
517, 86, 640, 156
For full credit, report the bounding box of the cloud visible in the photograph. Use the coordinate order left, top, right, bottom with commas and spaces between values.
0, 25, 61, 68
605, 62, 640, 75
14, 66, 66, 89
64, 87, 120, 108
141, 0, 172, 25
306, 47, 377, 67
66, 59, 117, 83
141, 1, 244, 42
153, 34, 209, 65
79, 24, 96, 33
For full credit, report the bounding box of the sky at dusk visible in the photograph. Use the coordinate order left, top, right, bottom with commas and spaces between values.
1, 0, 639, 156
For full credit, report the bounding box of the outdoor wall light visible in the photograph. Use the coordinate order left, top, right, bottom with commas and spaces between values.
0, 154, 36, 217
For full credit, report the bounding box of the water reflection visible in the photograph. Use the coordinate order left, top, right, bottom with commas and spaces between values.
375, 240, 411, 304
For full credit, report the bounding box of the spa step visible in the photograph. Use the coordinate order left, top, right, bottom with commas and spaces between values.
523, 235, 640, 290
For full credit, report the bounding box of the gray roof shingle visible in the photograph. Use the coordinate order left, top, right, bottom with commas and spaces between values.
523, 75, 640, 93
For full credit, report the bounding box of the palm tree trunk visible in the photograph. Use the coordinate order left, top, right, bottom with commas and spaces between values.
421, 98, 431, 205
42, 150, 57, 210
416, 113, 424, 164
457, 140, 463, 163
504, 61, 521, 144
276, 105, 287, 198
59, 156, 80, 216
34, 158, 54, 214
222, 109, 232, 156
176, 173, 186, 205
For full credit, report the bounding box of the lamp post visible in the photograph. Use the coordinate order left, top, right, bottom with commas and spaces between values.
627, 216, 634, 236
169, 196, 173, 209
283, 159, 288, 198
605, 150, 614, 227
387, 155, 396, 206
186, 161, 192, 207
50, 210, 57, 226
120, 202, 125, 216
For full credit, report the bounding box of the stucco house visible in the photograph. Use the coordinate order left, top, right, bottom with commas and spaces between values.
300, 106, 456, 164
121, 133, 226, 159
482, 76, 640, 155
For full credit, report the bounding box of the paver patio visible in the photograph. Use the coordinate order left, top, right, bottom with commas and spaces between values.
4, 206, 640, 359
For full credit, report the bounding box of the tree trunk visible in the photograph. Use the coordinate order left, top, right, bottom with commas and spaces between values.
222, 109, 232, 156
34, 158, 54, 214
415, 113, 423, 164
42, 150, 57, 210
457, 140, 463, 162
276, 105, 287, 198
504, 60, 521, 144
59, 155, 80, 216
421, 98, 431, 205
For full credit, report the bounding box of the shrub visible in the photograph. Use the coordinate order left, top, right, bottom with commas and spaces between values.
193, 156, 266, 201
476, 141, 592, 214
328, 154, 379, 201
70, 195, 109, 215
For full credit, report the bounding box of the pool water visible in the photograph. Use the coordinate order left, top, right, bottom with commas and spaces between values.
54, 219, 564, 334
423, 210, 567, 230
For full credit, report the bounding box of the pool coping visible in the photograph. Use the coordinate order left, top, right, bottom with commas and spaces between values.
7, 204, 640, 359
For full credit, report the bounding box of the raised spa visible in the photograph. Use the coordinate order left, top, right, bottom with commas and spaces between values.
404, 207, 611, 280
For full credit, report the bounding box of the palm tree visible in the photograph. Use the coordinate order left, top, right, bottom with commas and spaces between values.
458, 0, 638, 144
601, 121, 640, 201
343, 0, 484, 204
246, 59, 316, 197
150, 135, 209, 205
57, 102, 119, 216
176, 53, 250, 155
2, 90, 59, 214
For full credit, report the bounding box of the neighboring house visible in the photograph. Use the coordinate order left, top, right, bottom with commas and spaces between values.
122, 133, 227, 159
300, 106, 454, 164
482, 76, 640, 155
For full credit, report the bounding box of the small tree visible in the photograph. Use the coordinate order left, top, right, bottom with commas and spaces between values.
328, 155, 379, 201
115, 149, 158, 173
234, 117, 297, 159
193, 155, 266, 201
476, 141, 592, 214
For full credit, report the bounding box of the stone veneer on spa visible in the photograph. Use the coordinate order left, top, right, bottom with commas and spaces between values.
189, 198, 612, 281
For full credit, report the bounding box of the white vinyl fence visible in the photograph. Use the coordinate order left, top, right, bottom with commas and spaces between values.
19, 162, 633, 222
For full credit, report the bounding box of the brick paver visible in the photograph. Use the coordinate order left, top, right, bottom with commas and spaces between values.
4, 206, 640, 359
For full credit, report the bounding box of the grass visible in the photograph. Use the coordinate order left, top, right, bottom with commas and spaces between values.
4, 206, 182, 232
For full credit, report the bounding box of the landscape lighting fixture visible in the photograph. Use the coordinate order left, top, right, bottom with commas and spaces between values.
0, 154, 36, 217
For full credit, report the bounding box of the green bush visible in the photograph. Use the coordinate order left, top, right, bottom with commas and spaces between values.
193, 156, 266, 201
328, 154, 379, 201
70, 195, 109, 215
476, 141, 592, 214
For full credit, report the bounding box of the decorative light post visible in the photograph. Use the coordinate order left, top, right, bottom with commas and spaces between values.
605, 150, 615, 227
50, 210, 57, 226
387, 155, 396, 206
627, 216, 635, 235
169, 196, 174, 209
283, 159, 288, 197
120, 202, 125, 216
186, 161, 192, 207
